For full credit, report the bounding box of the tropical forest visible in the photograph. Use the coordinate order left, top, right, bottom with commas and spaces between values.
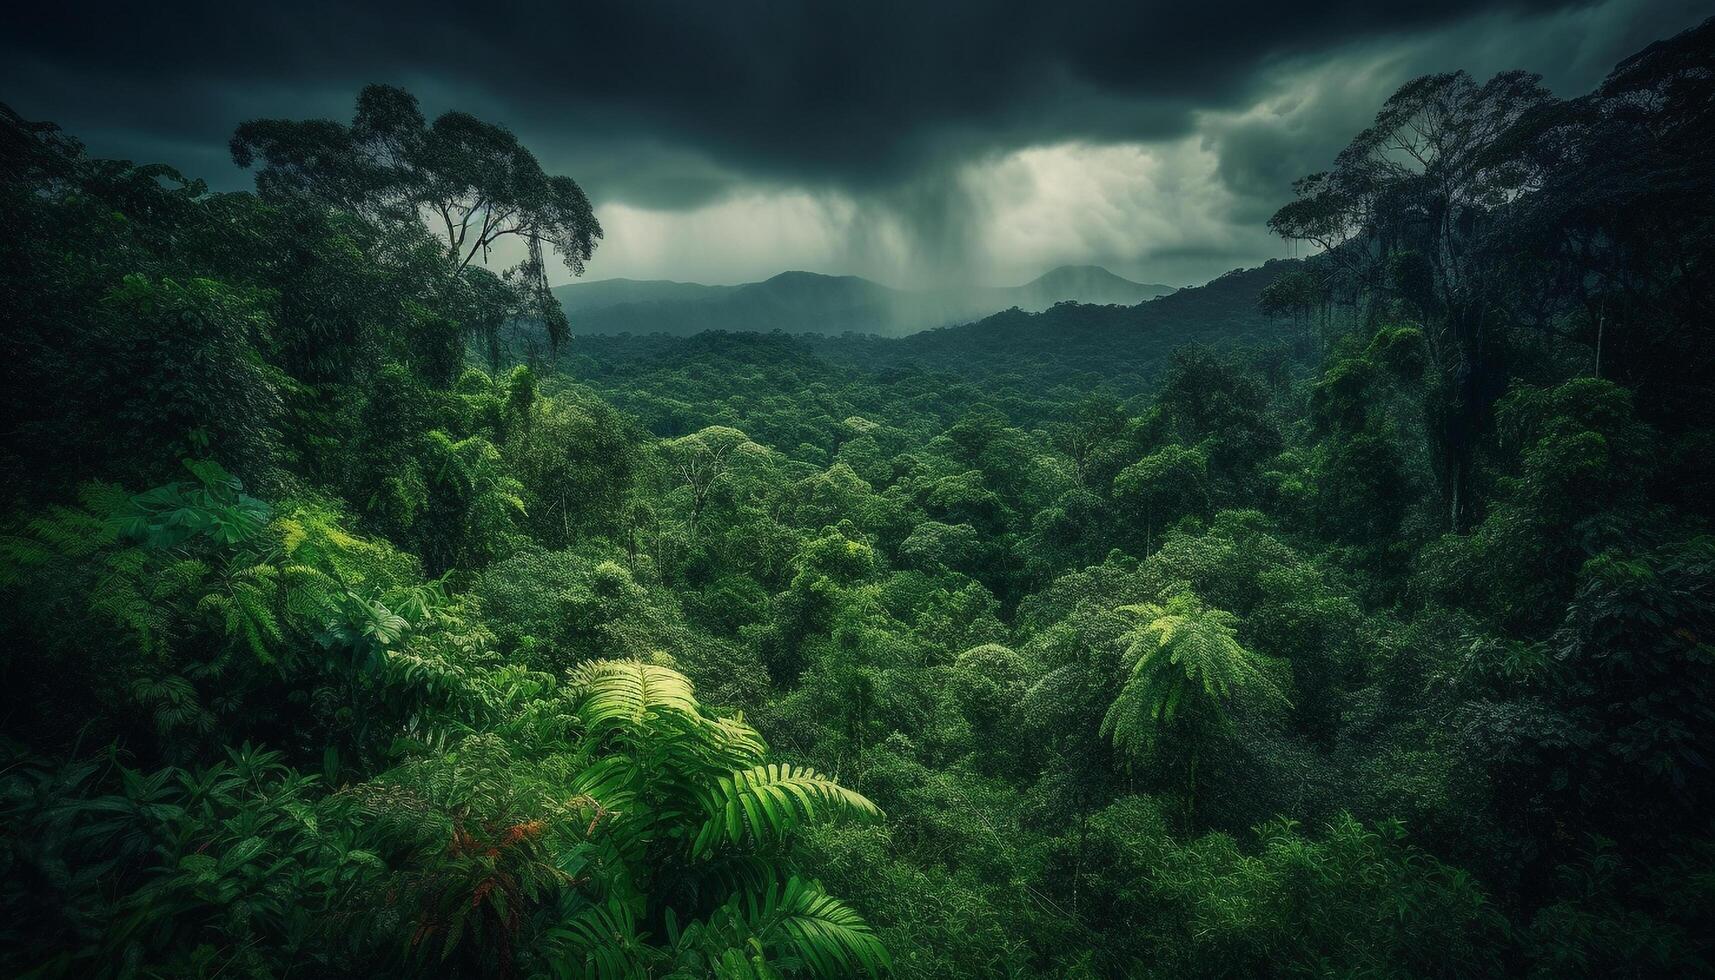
3, 6, 1714, 978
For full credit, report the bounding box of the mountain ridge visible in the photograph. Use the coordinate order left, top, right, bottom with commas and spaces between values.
553, 265, 1176, 337
797, 258, 1300, 383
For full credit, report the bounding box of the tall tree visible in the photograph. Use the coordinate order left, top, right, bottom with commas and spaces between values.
231, 85, 601, 351
1101, 593, 1288, 825
1111, 444, 1209, 556
1269, 70, 1553, 528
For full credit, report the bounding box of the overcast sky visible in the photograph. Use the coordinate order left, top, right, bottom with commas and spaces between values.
5, 1, 1709, 288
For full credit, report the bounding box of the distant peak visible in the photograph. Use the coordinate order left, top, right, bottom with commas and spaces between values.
1024, 265, 1135, 286
750, 271, 889, 299
765, 270, 850, 283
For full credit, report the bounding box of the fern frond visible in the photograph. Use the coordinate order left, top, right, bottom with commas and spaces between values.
696, 714, 769, 771
1102, 596, 1289, 761
544, 896, 655, 980
26, 503, 114, 557
90, 549, 172, 654
198, 562, 282, 662
567, 659, 700, 735
738, 876, 890, 979
281, 563, 343, 620
566, 755, 642, 817
693, 765, 881, 858
130, 675, 209, 736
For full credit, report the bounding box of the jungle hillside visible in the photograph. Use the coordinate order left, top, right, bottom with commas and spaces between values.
4, 9, 1715, 979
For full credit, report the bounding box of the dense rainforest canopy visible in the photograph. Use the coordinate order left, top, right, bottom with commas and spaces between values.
3, 17, 1715, 979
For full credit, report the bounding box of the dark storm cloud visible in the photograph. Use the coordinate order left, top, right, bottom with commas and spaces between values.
3, 0, 1709, 284
1198, 0, 1715, 229
0, 2, 1656, 195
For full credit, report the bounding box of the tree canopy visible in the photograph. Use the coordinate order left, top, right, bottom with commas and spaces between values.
5, 17, 1715, 979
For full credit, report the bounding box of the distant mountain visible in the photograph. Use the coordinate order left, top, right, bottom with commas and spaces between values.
554, 278, 734, 312
804, 258, 1302, 384
552, 266, 1175, 337
1004, 265, 1171, 309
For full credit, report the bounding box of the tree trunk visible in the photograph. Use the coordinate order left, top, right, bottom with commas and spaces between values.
1186, 744, 1199, 831
1594, 307, 1606, 379
1449, 460, 1462, 534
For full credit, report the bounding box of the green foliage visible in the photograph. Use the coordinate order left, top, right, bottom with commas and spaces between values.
1041, 798, 1507, 976
713, 875, 891, 978
697, 764, 884, 857
113, 459, 273, 549
1101, 593, 1289, 764
1112, 444, 1208, 553
7, 23, 1715, 975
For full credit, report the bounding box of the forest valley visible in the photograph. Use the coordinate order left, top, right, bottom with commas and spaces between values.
2, 16, 1714, 980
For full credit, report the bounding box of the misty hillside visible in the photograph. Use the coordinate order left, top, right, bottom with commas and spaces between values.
566, 259, 1300, 440
553, 265, 1175, 336
804, 259, 1298, 384
554, 278, 736, 311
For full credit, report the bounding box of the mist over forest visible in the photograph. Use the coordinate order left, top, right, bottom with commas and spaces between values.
4, 3, 1715, 978
552, 266, 1177, 338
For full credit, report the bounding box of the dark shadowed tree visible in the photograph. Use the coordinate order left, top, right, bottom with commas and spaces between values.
231, 84, 601, 351
1270, 69, 1553, 529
